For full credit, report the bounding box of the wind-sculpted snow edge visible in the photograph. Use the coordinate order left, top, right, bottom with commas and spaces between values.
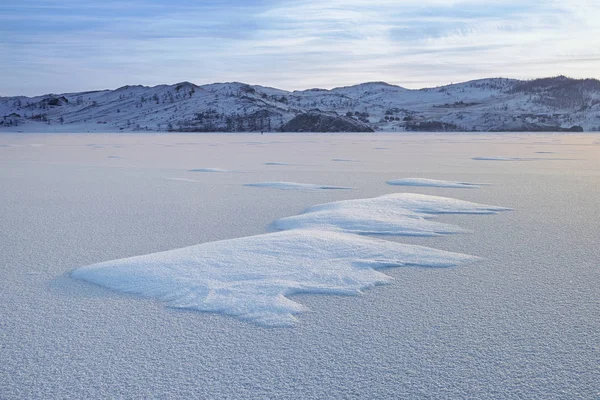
72, 193, 510, 327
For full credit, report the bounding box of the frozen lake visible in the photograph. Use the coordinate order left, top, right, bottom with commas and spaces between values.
1, 133, 598, 399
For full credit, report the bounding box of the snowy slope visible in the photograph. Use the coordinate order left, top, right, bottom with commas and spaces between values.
2, 76, 600, 132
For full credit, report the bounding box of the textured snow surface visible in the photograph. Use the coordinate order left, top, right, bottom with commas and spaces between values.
73, 192, 507, 326
276, 193, 509, 236
387, 178, 485, 188
72, 229, 475, 327
3, 133, 598, 399
244, 181, 352, 191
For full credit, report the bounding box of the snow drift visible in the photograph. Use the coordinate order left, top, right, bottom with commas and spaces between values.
73, 193, 509, 327
387, 178, 485, 189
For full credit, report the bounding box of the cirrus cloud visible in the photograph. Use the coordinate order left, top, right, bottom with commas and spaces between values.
1, 0, 598, 96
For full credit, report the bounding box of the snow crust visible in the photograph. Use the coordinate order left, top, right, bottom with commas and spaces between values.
275, 193, 509, 236
387, 178, 485, 188
244, 182, 352, 191
72, 229, 474, 327
73, 192, 508, 326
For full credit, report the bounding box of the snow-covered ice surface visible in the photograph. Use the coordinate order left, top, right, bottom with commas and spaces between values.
387, 178, 485, 188
1, 133, 599, 399
244, 181, 352, 191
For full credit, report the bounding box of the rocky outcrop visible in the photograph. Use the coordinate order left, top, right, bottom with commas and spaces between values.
40, 96, 69, 107
280, 112, 374, 132
405, 120, 462, 132
491, 122, 585, 132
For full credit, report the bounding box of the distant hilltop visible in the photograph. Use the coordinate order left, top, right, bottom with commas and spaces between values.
2, 76, 598, 133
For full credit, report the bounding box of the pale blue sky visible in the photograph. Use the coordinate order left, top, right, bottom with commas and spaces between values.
2, 0, 599, 96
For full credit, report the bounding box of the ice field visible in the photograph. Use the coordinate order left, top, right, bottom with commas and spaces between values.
0, 132, 599, 399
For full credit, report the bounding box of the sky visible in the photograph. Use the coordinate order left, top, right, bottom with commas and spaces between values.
1, 0, 600, 96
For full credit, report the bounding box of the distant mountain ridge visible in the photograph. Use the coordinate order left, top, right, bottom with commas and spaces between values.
2, 76, 599, 132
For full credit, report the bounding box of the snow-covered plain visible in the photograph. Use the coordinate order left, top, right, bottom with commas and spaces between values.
0, 132, 598, 399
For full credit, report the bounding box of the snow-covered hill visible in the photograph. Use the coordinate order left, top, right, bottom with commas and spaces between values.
2, 76, 599, 132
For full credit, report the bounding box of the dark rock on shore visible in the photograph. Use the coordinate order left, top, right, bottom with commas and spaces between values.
280, 112, 374, 132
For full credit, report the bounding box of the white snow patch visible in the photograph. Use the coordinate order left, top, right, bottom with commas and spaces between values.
245, 182, 352, 191
73, 192, 509, 327
188, 168, 231, 173
387, 178, 485, 189
72, 229, 476, 327
472, 156, 531, 161
473, 156, 570, 161
264, 162, 290, 166
331, 158, 358, 162
275, 193, 510, 236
